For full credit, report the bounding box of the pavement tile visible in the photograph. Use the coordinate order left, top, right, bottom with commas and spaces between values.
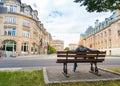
43, 66, 120, 84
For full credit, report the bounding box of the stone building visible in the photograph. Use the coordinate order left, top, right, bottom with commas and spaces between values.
69, 43, 77, 50
0, 0, 51, 56
50, 40, 64, 51
80, 10, 120, 55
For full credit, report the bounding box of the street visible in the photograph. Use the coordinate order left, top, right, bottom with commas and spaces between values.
0, 54, 120, 70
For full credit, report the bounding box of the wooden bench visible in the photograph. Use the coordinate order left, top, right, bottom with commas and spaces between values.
56, 51, 106, 77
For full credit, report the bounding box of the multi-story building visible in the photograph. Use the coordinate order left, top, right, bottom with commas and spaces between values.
69, 43, 77, 50
80, 10, 120, 55
0, 0, 51, 56
50, 40, 64, 51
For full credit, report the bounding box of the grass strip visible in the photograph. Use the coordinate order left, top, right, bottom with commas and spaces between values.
0, 68, 119, 86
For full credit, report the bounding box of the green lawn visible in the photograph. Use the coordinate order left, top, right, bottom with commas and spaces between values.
0, 70, 44, 86
0, 68, 119, 86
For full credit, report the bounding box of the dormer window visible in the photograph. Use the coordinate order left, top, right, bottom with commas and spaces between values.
20, 6, 24, 12
8, 5, 17, 12
105, 18, 109, 26
25, 10, 29, 16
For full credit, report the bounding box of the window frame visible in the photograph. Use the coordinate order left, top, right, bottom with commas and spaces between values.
4, 28, 16, 36
21, 42, 28, 52
8, 5, 17, 12
5, 16, 16, 24
22, 30, 30, 38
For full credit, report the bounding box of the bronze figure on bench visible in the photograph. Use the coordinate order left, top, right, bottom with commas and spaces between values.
68, 41, 99, 72
56, 42, 106, 77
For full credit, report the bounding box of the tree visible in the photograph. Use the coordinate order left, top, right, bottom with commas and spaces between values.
74, 0, 120, 12
64, 47, 70, 50
47, 45, 56, 54
0, 46, 3, 50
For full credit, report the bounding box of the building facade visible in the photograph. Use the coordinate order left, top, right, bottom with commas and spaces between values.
0, 0, 51, 56
69, 43, 77, 50
80, 10, 120, 55
50, 40, 64, 51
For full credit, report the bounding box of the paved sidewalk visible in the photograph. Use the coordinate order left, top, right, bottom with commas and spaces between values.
1, 54, 57, 60
43, 66, 120, 84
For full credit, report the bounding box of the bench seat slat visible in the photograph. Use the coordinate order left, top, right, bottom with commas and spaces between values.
56, 59, 104, 63
57, 55, 105, 57
57, 51, 106, 54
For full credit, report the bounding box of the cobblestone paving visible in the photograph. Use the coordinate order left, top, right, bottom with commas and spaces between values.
45, 66, 120, 83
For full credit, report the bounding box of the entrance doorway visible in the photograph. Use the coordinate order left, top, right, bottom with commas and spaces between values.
3, 40, 16, 51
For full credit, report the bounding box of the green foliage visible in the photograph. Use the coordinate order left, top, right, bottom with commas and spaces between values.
74, 0, 120, 12
47, 45, 56, 54
64, 47, 70, 50
0, 70, 44, 86
0, 46, 3, 50
108, 68, 120, 73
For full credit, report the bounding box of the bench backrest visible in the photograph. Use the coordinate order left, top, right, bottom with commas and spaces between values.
57, 51, 106, 58
56, 51, 106, 63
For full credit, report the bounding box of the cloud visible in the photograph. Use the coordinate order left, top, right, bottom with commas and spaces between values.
48, 10, 63, 17
32, 3, 37, 8
21, 0, 112, 47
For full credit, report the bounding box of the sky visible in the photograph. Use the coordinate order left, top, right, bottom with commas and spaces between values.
22, 0, 112, 47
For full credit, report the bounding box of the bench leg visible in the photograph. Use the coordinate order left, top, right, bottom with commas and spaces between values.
89, 62, 101, 76
63, 63, 65, 73
90, 62, 94, 72
94, 62, 101, 76
94, 62, 99, 74
63, 63, 69, 77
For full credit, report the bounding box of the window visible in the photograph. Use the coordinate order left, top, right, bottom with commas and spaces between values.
110, 12, 115, 22
2, 40, 16, 51
102, 22, 105, 28
0, 0, 4, 2
0, 3, 3, 7
20, 6, 24, 12
99, 23, 101, 30
8, 5, 17, 12
4, 28, 16, 36
25, 10, 29, 16
22, 31, 29, 38
21, 43, 28, 52
105, 18, 109, 26
23, 20, 30, 26
5, 16, 16, 24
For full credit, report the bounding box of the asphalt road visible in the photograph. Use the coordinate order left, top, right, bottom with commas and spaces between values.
0, 54, 120, 70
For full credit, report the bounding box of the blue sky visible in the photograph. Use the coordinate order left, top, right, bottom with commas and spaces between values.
22, 0, 112, 47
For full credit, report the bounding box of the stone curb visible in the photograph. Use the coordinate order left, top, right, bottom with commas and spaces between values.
43, 67, 120, 84
43, 67, 50, 84
99, 68, 120, 76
